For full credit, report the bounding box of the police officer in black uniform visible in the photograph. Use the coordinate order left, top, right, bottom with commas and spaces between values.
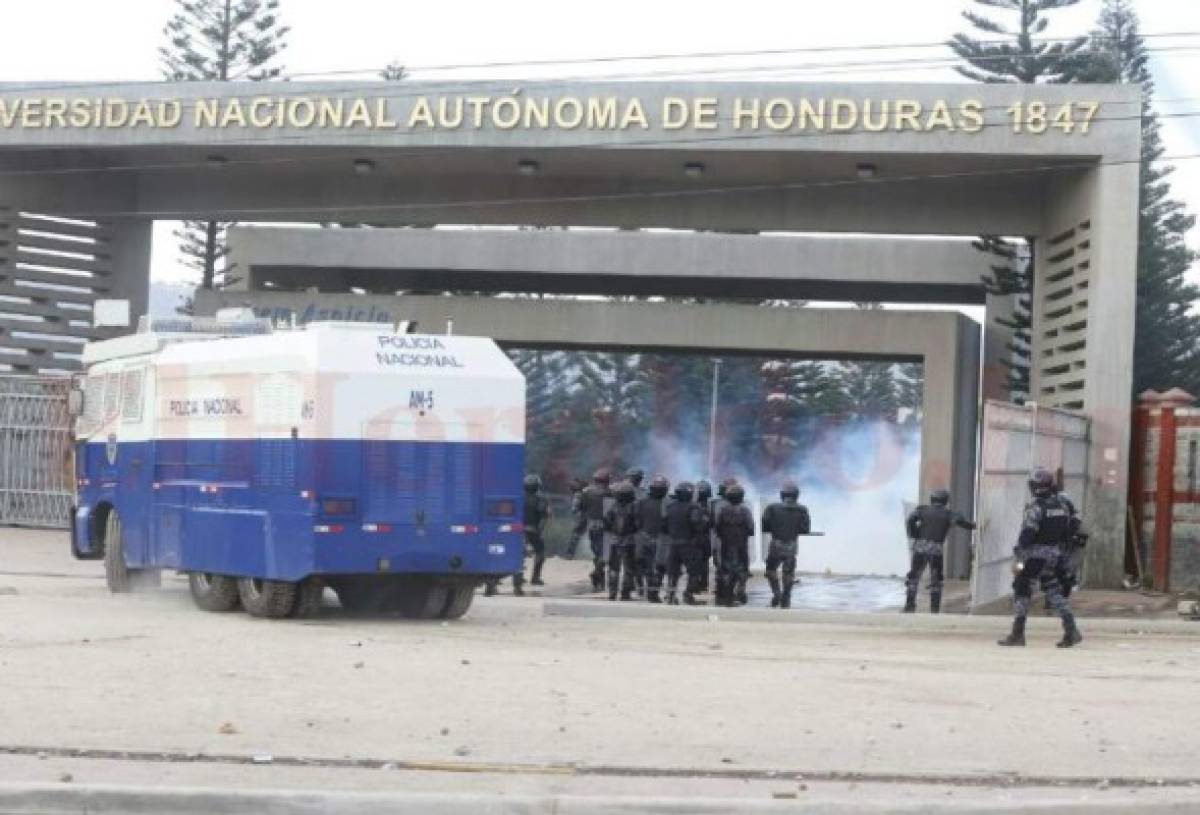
564, 476, 588, 559
660, 481, 706, 605
998, 467, 1083, 648
714, 482, 755, 607
635, 475, 668, 602
903, 488, 975, 614
762, 481, 811, 609
694, 480, 715, 593
1054, 486, 1086, 600
580, 470, 612, 592
604, 480, 639, 601
483, 473, 550, 597
626, 468, 646, 500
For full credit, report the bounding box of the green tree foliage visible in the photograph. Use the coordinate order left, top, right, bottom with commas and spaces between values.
1078, 0, 1200, 395
950, 0, 1085, 401
160, 0, 289, 290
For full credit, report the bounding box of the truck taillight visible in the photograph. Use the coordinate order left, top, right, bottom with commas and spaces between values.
450, 524, 480, 534
362, 523, 393, 533
499, 523, 525, 534
314, 524, 345, 534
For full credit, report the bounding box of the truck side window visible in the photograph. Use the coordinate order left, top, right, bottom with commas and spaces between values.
103, 372, 121, 421
120, 367, 145, 423
81, 374, 106, 434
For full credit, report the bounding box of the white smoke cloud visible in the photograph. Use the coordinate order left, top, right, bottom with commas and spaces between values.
643, 421, 920, 577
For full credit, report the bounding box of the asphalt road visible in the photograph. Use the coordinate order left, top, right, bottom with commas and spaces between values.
2, 528, 1199, 812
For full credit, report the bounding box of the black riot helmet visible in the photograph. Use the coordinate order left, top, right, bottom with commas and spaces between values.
625, 468, 645, 488
717, 479, 730, 498
614, 480, 636, 503
592, 468, 611, 486
648, 475, 669, 498
726, 483, 746, 505
930, 488, 950, 506
523, 474, 542, 493
780, 481, 800, 502
1028, 467, 1056, 498
674, 481, 695, 501
696, 480, 713, 503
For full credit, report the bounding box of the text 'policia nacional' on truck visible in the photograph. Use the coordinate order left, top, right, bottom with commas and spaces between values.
67, 311, 527, 620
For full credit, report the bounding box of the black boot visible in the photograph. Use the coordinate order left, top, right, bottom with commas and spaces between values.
484, 581, 498, 597
929, 592, 941, 614
998, 617, 1026, 647
620, 587, 633, 601
780, 582, 793, 609
767, 574, 781, 608
1057, 616, 1083, 648
647, 588, 662, 604
531, 561, 545, 586
903, 589, 917, 613
735, 580, 748, 606
607, 571, 619, 600
513, 574, 525, 597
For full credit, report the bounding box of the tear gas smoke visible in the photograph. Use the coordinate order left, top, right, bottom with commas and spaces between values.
646, 420, 919, 577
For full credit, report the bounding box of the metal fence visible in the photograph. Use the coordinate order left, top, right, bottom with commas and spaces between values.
0, 375, 74, 528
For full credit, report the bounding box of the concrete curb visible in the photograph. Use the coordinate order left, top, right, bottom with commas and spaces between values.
0, 782, 1191, 815
542, 599, 1200, 637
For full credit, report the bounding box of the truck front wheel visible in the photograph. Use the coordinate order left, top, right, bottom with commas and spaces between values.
189, 573, 240, 612
440, 583, 476, 620
237, 577, 297, 618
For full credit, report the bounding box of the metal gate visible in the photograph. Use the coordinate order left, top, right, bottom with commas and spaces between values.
0, 375, 74, 528
970, 400, 1090, 612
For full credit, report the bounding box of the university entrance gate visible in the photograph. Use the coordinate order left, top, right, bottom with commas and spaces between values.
0, 80, 1141, 586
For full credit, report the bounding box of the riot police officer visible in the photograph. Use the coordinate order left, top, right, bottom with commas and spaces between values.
714, 482, 755, 607
579, 470, 612, 592
635, 475, 668, 602
762, 481, 811, 609
903, 489, 976, 614
604, 481, 639, 601
998, 467, 1083, 648
694, 480, 715, 593
660, 481, 706, 605
626, 468, 646, 500
564, 476, 588, 559
484, 473, 550, 597
523, 474, 550, 588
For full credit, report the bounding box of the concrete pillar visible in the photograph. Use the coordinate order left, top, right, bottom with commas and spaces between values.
921, 314, 981, 579
105, 219, 153, 328
1034, 164, 1140, 587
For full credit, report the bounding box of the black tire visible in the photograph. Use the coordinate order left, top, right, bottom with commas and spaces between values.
103, 511, 131, 594
331, 577, 388, 614
440, 583, 476, 620
237, 577, 298, 618
395, 578, 450, 620
289, 578, 325, 618
188, 572, 240, 612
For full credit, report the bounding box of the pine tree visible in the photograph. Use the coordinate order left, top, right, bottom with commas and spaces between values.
950, 0, 1086, 401
160, 0, 289, 290
894, 362, 924, 426
1080, 0, 1200, 395
837, 362, 900, 422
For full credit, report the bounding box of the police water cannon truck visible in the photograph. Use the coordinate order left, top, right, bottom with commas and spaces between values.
69, 312, 526, 619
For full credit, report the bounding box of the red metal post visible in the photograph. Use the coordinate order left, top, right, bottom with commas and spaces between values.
1153, 408, 1177, 591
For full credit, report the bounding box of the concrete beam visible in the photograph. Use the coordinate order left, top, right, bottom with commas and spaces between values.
227, 227, 989, 303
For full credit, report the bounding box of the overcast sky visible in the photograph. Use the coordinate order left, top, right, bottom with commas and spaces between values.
1, 0, 1197, 289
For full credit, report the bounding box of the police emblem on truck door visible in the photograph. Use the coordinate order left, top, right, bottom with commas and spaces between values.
105, 433, 118, 466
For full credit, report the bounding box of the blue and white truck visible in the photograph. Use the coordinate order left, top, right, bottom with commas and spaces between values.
70, 315, 526, 619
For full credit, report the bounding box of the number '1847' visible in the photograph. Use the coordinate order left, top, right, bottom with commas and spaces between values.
1007, 101, 1100, 134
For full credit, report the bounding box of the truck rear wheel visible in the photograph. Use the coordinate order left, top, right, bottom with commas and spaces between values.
237, 577, 297, 618
188, 572, 240, 612
395, 578, 449, 620
440, 583, 476, 620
